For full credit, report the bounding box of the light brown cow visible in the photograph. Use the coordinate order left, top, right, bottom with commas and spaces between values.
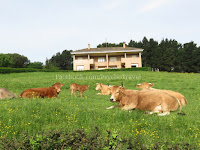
95, 83, 111, 95
136, 82, 187, 106
70, 83, 90, 98
107, 86, 181, 116
19, 83, 64, 98
0, 88, 17, 99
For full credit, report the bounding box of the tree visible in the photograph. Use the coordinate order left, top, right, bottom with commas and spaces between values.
182, 42, 197, 72
48, 50, 73, 70
8, 53, 29, 68
28, 62, 43, 69
0, 54, 13, 67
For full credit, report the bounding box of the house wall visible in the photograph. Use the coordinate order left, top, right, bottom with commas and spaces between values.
73, 52, 142, 71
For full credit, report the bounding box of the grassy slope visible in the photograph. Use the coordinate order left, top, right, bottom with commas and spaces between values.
0, 71, 200, 147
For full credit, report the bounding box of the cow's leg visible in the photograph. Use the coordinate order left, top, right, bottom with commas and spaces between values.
70, 89, 73, 97
157, 111, 170, 116
80, 92, 83, 98
121, 105, 133, 110
70, 89, 72, 97
145, 111, 157, 114
107, 105, 118, 109
145, 105, 162, 114
121, 103, 137, 110
74, 90, 77, 97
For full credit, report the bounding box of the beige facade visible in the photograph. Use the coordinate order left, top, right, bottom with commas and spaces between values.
71, 44, 143, 71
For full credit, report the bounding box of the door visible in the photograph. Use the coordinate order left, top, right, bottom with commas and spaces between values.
77, 65, 84, 71
131, 63, 139, 68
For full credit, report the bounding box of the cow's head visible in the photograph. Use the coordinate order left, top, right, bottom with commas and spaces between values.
109, 86, 126, 103
95, 83, 102, 91
136, 82, 154, 90
52, 82, 64, 93
86, 85, 90, 90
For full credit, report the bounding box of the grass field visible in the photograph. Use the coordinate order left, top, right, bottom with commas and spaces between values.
0, 71, 200, 149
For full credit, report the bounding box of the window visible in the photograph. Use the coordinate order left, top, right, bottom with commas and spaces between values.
77, 57, 83, 60
98, 57, 105, 62
132, 55, 137, 58
98, 67, 105, 70
131, 64, 138, 68
110, 66, 117, 69
110, 57, 117, 62
77, 65, 84, 71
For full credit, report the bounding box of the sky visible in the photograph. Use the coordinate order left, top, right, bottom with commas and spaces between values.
0, 0, 199, 63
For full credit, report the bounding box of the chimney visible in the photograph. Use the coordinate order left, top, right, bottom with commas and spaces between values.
123, 43, 126, 48
88, 44, 90, 49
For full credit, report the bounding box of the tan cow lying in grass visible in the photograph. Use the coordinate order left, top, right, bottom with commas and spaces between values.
70, 83, 90, 98
19, 83, 64, 98
136, 82, 187, 107
107, 86, 181, 116
95, 83, 111, 95
0, 88, 17, 99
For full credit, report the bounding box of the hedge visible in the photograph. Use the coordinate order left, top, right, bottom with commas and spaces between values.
0, 67, 151, 74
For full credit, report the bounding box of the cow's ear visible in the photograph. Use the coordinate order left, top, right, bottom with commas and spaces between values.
148, 83, 154, 87
136, 84, 142, 89
88, 85, 90, 87
119, 87, 126, 93
61, 84, 64, 87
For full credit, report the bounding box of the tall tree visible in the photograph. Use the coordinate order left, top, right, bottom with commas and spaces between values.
182, 42, 197, 72
8, 53, 29, 68
28, 62, 43, 69
49, 50, 73, 70
0, 54, 13, 67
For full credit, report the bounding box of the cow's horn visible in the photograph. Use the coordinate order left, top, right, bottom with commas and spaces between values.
121, 82, 123, 87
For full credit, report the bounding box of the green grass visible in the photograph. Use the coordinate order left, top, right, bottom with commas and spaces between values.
0, 71, 200, 148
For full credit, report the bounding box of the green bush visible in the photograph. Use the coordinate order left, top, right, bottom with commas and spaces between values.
82, 67, 151, 72
0, 67, 150, 74
0, 67, 67, 74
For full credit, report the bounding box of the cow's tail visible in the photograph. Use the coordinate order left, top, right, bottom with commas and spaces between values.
18, 92, 24, 98
182, 97, 188, 106
176, 97, 186, 116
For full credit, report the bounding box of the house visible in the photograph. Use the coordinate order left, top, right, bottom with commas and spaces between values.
71, 43, 143, 71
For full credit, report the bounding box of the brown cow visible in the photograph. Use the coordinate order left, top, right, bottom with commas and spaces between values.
70, 83, 90, 98
95, 83, 111, 95
0, 88, 17, 99
136, 82, 187, 106
107, 86, 181, 116
19, 83, 64, 98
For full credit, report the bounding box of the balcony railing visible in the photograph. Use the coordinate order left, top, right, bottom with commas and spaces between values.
75, 59, 94, 65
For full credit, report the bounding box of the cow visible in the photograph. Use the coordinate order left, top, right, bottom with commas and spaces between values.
19, 82, 64, 98
136, 82, 187, 106
107, 85, 181, 116
0, 88, 17, 99
70, 83, 90, 98
95, 83, 111, 95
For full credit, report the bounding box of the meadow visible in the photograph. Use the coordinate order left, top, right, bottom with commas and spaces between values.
0, 71, 200, 149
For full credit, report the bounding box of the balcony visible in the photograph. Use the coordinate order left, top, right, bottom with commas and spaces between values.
75, 59, 94, 65
121, 57, 141, 63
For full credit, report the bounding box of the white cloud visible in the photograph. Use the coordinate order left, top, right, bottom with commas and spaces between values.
138, 0, 172, 14
104, 0, 128, 10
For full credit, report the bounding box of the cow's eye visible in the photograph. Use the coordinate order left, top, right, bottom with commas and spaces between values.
116, 91, 119, 93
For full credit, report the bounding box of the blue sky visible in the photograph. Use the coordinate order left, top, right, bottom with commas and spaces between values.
0, 0, 199, 63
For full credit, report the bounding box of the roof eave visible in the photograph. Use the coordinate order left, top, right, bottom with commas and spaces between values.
71, 49, 144, 55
